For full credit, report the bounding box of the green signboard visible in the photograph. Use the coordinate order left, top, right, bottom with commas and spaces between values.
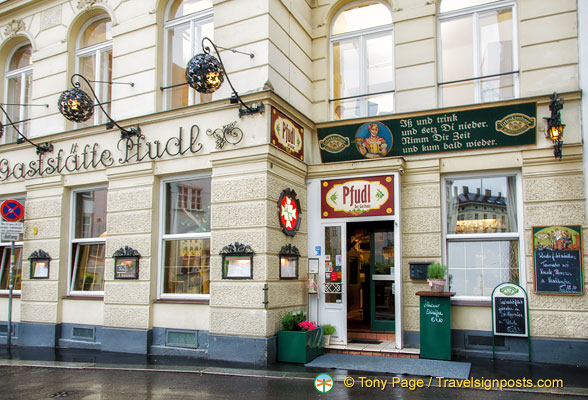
318, 102, 537, 163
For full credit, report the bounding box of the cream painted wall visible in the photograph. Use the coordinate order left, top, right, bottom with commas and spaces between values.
61, 299, 103, 325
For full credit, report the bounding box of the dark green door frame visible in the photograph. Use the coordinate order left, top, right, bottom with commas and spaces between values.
370, 227, 395, 332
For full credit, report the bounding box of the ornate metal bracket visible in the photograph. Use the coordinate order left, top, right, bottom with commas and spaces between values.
113, 246, 141, 258
279, 244, 300, 257
220, 242, 254, 255
28, 249, 51, 260
206, 121, 243, 149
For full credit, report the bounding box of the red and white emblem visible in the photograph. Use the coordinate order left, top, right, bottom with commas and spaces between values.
278, 188, 301, 236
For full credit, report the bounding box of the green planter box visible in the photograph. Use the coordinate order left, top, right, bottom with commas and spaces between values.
277, 327, 324, 363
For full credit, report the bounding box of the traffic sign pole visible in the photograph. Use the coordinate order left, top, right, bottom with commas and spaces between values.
7, 240, 14, 349
1, 199, 24, 350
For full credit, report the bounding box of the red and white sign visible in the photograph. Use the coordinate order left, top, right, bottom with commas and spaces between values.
1, 199, 24, 222
321, 175, 394, 218
278, 188, 301, 236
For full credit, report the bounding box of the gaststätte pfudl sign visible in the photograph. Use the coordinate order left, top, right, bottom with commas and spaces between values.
318, 102, 537, 163
321, 175, 394, 218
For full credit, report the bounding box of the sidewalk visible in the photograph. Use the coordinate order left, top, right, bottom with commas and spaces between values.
0, 346, 587, 397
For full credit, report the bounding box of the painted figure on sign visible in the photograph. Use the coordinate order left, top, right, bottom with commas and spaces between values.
355, 122, 392, 158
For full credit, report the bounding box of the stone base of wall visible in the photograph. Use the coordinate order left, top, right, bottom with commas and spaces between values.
208, 334, 277, 365
17, 322, 58, 347
407, 329, 588, 368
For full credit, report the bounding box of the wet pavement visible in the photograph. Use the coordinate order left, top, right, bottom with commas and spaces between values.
0, 346, 587, 399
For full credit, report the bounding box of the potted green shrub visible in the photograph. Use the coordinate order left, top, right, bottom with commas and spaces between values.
277, 311, 324, 363
322, 324, 336, 346
427, 262, 448, 292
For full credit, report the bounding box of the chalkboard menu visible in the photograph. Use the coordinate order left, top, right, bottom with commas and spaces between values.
533, 225, 584, 295
492, 283, 528, 337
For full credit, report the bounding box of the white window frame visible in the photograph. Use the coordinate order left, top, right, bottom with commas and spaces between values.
76, 15, 112, 126
441, 171, 525, 302
3, 43, 32, 144
163, 1, 214, 109
68, 186, 107, 296
158, 173, 211, 300
329, 1, 395, 120
437, 0, 519, 106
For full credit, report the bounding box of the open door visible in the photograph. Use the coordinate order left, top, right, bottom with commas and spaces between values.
320, 223, 347, 344
370, 227, 395, 331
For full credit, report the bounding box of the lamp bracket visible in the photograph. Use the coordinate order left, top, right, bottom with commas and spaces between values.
201, 38, 264, 118
70, 74, 140, 139
0, 104, 53, 155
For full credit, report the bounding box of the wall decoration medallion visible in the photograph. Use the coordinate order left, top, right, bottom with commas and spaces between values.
278, 188, 301, 236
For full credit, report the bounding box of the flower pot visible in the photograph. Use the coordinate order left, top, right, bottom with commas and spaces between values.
277, 327, 324, 363
428, 278, 446, 292
324, 335, 331, 346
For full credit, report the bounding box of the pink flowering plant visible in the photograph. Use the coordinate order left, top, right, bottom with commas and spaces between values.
298, 320, 318, 331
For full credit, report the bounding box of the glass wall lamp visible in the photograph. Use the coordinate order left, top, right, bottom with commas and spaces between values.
58, 74, 139, 139
0, 103, 53, 154
185, 37, 264, 118
544, 92, 565, 160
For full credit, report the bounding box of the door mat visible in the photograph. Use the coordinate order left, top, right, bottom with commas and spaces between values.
349, 339, 382, 344
305, 353, 471, 380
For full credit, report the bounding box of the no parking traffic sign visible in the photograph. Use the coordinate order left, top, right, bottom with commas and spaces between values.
1, 199, 24, 222
0, 200, 24, 241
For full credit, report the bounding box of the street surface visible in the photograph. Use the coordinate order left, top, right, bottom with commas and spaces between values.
0, 366, 572, 399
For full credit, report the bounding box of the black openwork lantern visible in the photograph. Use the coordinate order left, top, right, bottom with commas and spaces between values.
57, 87, 94, 123
58, 74, 140, 139
185, 52, 224, 94
184, 37, 264, 118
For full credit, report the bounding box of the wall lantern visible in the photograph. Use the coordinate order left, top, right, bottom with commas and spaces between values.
544, 92, 565, 160
113, 246, 141, 279
28, 249, 51, 279
279, 244, 300, 280
0, 104, 53, 155
185, 37, 264, 118
58, 74, 139, 139
220, 242, 254, 279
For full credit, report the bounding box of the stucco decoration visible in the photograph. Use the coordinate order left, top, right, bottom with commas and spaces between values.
77, 0, 102, 11
3, 19, 25, 38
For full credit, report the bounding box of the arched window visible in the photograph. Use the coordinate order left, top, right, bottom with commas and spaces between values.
330, 2, 394, 120
438, 0, 518, 107
3, 43, 32, 143
76, 16, 112, 127
164, 0, 214, 110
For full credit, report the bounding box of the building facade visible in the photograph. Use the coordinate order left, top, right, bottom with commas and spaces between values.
0, 0, 586, 366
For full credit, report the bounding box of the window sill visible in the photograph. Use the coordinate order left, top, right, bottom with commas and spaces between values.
63, 295, 104, 301
451, 299, 491, 307
155, 298, 209, 305
0, 293, 20, 298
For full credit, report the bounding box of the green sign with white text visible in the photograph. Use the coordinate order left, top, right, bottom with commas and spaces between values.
318, 102, 537, 163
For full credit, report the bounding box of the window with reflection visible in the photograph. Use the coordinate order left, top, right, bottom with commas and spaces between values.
438, 0, 517, 107
161, 177, 211, 296
445, 175, 520, 297
164, 0, 214, 110
76, 16, 112, 127
3, 43, 32, 144
330, 2, 394, 120
70, 189, 107, 293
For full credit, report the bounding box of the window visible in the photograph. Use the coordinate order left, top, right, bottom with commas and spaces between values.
160, 177, 211, 297
70, 188, 107, 293
330, 2, 394, 120
3, 43, 32, 144
164, 0, 214, 110
438, 0, 518, 107
444, 175, 521, 298
76, 16, 112, 127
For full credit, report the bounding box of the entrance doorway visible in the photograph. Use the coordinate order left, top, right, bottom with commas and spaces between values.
347, 221, 395, 333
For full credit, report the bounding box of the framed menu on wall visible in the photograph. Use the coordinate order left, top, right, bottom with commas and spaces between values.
532, 225, 584, 295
